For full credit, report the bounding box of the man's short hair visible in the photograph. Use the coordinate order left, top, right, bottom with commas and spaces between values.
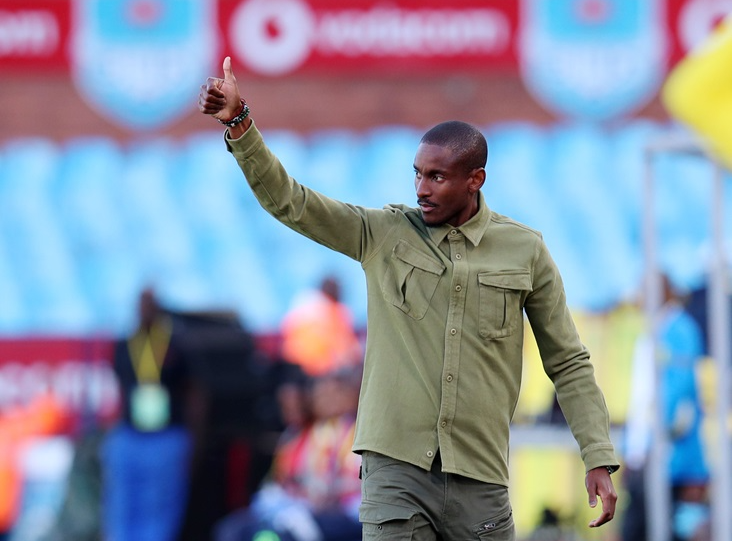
420, 121, 488, 173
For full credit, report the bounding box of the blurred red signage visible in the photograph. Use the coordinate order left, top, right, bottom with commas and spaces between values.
0, 339, 118, 422
218, 0, 518, 75
0, 0, 728, 75
0, 0, 70, 71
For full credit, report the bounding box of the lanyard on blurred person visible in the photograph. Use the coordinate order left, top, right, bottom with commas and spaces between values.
128, 316, 173, 383
127, 316, 173, 431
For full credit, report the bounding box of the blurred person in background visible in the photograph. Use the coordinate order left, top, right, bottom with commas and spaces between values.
101, 288, 193, 541
621, 275, 709, 541
199, 57, 618, 541
215, 366, 362, 541
280, 275, 363, 377
0, 394, 70, 540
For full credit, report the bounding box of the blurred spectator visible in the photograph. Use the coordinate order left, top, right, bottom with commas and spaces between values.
280, 276, 363, 377
672, 482, 709, 541
215, 366, 362, 541
621, 275, 709, 541
39, 429, 105, 541
101, 288, 193, 541
173, 309, 284, 541
0, 394, 70, 540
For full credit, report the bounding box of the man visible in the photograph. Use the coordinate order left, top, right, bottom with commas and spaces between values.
622, 275, 709, 541
280, 275, 363, 376
199, 57, 618, 541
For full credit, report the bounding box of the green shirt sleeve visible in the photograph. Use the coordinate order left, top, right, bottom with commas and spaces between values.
225, 122, 397, 263
525, 239, 619, 472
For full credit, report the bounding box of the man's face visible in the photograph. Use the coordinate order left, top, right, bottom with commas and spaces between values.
413, 143, 483, 227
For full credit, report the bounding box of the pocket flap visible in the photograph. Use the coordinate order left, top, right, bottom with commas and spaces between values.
359, 500, 417, 524
478, 271, 532, 291
393, 240, 445, 275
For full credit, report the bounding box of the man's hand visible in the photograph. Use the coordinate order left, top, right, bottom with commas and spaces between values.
585, 467, 617, 528
198, 56, 243, 123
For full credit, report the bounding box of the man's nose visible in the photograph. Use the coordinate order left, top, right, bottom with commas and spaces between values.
416, 178, 430, 198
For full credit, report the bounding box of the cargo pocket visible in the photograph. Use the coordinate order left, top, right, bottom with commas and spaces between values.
472, 507, 514, 540
382, 240, 445, 320
360, 500, 420, 540
478, 271, 531, 339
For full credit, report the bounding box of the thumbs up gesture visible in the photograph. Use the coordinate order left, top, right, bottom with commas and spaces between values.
198, 56, 243, 123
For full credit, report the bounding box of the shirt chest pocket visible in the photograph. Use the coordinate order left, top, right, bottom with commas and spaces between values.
477, 271, 532, 339
382, 240, 446, 320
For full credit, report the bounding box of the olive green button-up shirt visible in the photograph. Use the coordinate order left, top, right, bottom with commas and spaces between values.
227, 123, 618, 487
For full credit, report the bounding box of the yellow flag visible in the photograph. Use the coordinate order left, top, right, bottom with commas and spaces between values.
662, 15, 732, 169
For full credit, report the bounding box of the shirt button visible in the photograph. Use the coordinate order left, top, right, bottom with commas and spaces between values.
441, 421, 447, 427
455, 285, 462, 292
446, 374, 453, 382
450, 328, 457, 335
455, 254, 462, 260
450, 229, 458, 236
427, 450, 434, 458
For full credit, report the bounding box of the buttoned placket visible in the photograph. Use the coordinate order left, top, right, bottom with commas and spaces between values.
437, 228, 469, 464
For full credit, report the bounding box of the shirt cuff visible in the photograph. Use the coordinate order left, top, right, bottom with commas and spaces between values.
223, 119, 264, 158
581, 443, 620, 474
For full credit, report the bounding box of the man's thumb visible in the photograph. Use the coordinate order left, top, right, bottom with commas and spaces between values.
223, 56, 235, 82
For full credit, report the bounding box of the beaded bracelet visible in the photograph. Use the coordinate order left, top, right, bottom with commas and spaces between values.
217, 99, 250, 127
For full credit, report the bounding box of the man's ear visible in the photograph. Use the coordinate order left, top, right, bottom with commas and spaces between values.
468, 168, 486, 193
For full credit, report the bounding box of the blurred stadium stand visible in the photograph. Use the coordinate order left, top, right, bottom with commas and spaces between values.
0, 120, 728, 338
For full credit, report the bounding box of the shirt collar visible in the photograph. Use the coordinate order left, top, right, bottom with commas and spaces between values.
427, 191, 492, 247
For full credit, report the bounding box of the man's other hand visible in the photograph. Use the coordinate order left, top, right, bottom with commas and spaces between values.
586, 466, 617, 528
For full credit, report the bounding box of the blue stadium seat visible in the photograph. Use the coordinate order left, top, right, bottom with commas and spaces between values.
609, 120, 664, 228
5, 118, 725, 337
17, 224, 95, 334
544, 123, 641, 308
262, 129, 308, 182
56, 137, 126, 256
0, 138, 98, 333
484, 122, 555, 229
303, 129, 364, 202
0, 138, 60, 212
652, 149, 715, 289
0, 237, 28, 334
121, 140, 199, 284
120, 139, 184, 228
78, 252, 143, 334
203, 243, 283, 332
359, 126, 421, 208
154, 267, 216, 316
176, 134, 253, 253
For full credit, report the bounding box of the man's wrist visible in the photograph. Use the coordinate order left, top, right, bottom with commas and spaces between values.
217, 99, 250, 127
227, 117, 252, 139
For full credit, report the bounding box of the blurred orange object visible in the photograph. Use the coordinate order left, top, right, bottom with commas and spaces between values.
281, 277, 362, 377
662, 13, 732, 169
0, 394, 70, 531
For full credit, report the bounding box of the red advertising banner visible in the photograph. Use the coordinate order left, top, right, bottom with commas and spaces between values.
0, 0, 70, 71
0, 338, 119, 421
0, 0, 728, 76
218, 0, 519, 76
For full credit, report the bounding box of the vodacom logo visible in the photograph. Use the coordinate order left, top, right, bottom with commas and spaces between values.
230, 0, 511, 76
230, 0, 316, 76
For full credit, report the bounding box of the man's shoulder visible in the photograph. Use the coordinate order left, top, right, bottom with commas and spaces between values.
383, 203, 425, 228
384, 202, 417, 215
489, 210, 543, 240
